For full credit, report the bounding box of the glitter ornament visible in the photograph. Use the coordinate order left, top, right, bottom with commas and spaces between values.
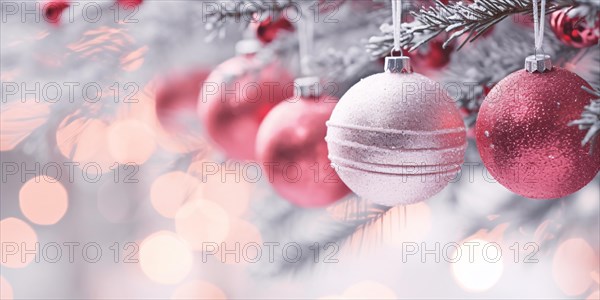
256, 78, 350, 207
326, 56, 467, 206
251, 16, 294, 44
550, 8, 600, 48
199, 39, 294, 160
42, 0, 70, 25
476, 55, 600, 199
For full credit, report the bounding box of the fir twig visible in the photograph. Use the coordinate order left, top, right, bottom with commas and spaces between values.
366, 0, 578, 58
256, 198, 392, 275
204, 0, 294, 41
570, 87, 600, 150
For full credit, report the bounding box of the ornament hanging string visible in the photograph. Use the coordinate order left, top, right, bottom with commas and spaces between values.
391, 0, 403, 56
532, 0, 546, 54
298, 4, 315, 76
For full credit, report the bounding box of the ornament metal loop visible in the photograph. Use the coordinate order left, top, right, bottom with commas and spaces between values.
525, 54, 553, 73
384, 56, 413, 74
390, 47, 404, 57
294, 76, 321, 98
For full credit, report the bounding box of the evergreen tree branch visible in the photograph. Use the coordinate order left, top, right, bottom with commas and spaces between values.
570, 87, 600, 150
254, 197, 391, 275
366, 0, 582, 58
204, 0, 294, 41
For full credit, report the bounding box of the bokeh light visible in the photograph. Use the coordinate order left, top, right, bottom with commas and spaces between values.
107, 119, 157, 165
139, 231, 193, 285
175, 200, 230, 250
383, 203, 432, 244
219, 219, 263, 264
56, 116, 114, 174
150, 171, 202, 218
199, 163, 253, 217
171, 280, 227, 299
552, 238, 598, 296
0, 218, 38, 268
451, 238, 504, 292
0, 276, 14, 300
19, 175, 68, 225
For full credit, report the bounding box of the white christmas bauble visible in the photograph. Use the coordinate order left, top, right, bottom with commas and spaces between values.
326, 57, 467, 206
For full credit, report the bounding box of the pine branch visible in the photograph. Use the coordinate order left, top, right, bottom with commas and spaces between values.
570, 87, 600, 150
204, 0, 294, 41
203, 0, 350, 40
366, 0, 578, 58
255, 197, 391, 275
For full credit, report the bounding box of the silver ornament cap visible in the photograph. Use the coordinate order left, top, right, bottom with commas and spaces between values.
294, 76, 321, 98
235, 39, 261, 55
525, 54, 553, 73
384, 56, 413, 74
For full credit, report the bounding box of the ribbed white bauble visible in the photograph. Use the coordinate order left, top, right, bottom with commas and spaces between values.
326, 56, 467, 206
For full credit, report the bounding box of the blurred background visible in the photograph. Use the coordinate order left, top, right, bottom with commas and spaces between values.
1, 0, 599, 299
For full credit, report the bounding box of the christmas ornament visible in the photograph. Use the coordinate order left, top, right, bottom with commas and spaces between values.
256, 77, 350, 207
117, 0, 143, 9
198, 39, 294, 160
476, 55, 600, 199
327, 0, 466, 206
476, 0, 600, 199
408, 38, 454, 72
155, 69, 209, 132
550, 8, 600, 48
326, 56, 467, 206
251, 16, 294, 44
42, 0, 69, 25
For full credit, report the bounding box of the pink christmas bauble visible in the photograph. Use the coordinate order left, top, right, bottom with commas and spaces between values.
326, 72, 467, 206
256, 94, 350, 207
155, 69, 209, 132
199, 55, 294, 160
476, 67, 600, 199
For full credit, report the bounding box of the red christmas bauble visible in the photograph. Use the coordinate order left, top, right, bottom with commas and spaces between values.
476, 67, 600, 199
117, 0, 143, 9
408, 39, 454, 73
550, 8, 600, 48
256, 93, 350, 207
155, 69, 209, 132
199, 55, 294, 161
251, 16, 294, 44
42, 0, 69, 25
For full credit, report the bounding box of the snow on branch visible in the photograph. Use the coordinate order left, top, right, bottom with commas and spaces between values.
366, 0, 581, 58
570, 87, 600, 150
204, 0, 294, 40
